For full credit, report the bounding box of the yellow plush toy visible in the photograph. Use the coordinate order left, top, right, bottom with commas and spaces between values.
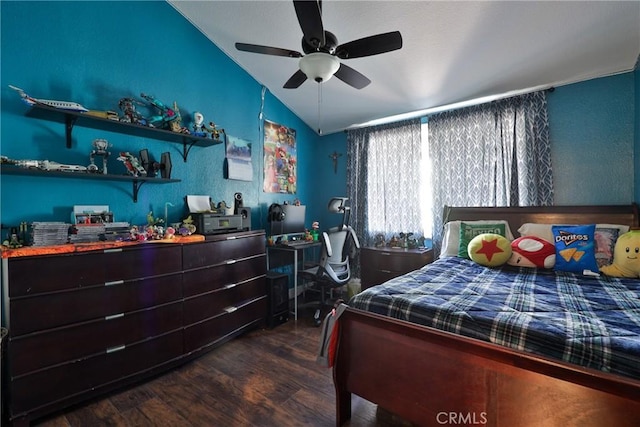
600, 230, 640, 278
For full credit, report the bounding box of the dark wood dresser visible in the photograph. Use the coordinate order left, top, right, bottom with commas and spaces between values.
360, 247, 433, 290
1, 230, 266, 426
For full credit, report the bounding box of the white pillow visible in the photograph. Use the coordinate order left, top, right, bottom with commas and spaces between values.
517, 223, 630, 243
440, 220, 514, 258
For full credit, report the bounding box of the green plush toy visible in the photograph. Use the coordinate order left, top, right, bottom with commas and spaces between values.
600, 230, 640, 278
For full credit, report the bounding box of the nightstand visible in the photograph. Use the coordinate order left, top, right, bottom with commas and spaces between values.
360, 247, 434, 290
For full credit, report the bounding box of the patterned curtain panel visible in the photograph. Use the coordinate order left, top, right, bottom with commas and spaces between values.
347, 118, 423, 251
428, 91, 553, 255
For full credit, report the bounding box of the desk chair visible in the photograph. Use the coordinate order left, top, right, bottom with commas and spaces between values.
300, 226, 360, 326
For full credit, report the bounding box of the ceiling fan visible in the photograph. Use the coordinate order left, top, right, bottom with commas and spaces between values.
235, 0, 403, 90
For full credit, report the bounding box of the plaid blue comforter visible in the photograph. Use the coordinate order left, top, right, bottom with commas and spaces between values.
349, 257, 640, 379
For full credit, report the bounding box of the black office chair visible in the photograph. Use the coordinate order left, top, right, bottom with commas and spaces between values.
300, 198, 360, 325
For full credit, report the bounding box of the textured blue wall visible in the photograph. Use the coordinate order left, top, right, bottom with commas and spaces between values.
312, 132, 348, 230
635, 64, 640, 203
0, 1, 322, 232
547, 73, 635, 205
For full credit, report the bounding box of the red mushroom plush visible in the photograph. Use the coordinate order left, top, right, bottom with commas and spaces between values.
507, 236, 556, 269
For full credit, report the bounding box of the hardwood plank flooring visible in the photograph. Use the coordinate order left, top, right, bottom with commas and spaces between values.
31, 306, 411, 427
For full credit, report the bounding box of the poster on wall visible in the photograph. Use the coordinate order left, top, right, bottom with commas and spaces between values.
263, 119, 297, 193
225, 135, 253, 181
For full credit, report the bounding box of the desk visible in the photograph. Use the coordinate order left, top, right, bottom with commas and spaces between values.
266, 241, 321, 320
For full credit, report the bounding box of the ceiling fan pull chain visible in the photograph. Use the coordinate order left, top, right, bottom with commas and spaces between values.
318, 82, 323, 135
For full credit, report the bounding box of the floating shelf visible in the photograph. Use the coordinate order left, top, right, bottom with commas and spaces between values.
1, 165, 180, 203
26, 104, 224, 161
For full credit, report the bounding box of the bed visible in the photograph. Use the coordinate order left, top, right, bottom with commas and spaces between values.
332, 204, 640, 427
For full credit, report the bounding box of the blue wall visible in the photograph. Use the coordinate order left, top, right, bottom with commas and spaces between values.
547, 73, 635, 205
635, 64, 640, 203
0, 1, 325, 233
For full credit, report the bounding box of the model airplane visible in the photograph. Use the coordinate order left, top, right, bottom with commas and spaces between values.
8, 85, 89, 112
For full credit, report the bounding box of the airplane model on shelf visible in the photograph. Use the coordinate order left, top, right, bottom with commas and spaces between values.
8, 85, 89, 112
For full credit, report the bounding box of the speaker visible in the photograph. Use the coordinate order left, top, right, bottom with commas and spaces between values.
239, 207, 251, 231
233, 192, 243, 214
267, 273, 289, 328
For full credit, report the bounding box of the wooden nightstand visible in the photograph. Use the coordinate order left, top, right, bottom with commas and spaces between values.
360, 247, 434, 290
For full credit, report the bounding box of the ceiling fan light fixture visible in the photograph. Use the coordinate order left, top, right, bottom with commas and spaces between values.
299, 52, 340, 83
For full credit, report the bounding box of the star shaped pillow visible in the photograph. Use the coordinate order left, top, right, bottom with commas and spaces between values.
468, 233, 512, 267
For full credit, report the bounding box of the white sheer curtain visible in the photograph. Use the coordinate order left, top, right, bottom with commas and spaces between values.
346, 118, 423, 248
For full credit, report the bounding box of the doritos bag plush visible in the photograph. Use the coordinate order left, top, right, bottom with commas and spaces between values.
551, 224, 599, 274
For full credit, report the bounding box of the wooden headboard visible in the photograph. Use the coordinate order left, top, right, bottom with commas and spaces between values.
443, 204, 639, 235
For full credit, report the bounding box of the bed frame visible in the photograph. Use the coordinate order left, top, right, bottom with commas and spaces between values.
333, 204, 640, 427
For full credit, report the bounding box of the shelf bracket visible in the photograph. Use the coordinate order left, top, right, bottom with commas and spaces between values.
132, 179, 146, 203
181, 138, 199, 162
64, 114, 78, 148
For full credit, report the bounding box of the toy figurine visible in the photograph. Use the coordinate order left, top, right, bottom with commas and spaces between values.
180, 215, 196, 236
207, 121, 225, 140
192, 112, 207, 137
88, 138, 111, 174
168, 101, 190, 134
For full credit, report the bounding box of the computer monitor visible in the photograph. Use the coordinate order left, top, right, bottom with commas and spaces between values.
269, 204, 306, 237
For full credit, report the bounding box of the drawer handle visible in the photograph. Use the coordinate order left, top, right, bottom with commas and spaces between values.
224, 283, 238, 289
105, 280, 124, 287
226, 235, 238, 240
104, 248, 123, 254
223, 306, 238, 314
105, 313, 124, 321
106, 344, 126, 354
225, 259, 237, 265
380, 252, 391, 256
380, 269, 392, 273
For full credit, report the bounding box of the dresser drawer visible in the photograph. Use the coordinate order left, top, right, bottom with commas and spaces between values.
6, 252, 106, 297
368, 249, 432, 272
103, 245, 182, 282
182, 235, 265, 270
183, 254, 265, 297
9, 301, 183, 377
183, 276, 266, 326
361, 248, 433, 289
10, 330, 183, 415
10, 272, 182, 336
184, 297, 266, 353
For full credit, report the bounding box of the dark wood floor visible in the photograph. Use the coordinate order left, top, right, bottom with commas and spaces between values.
32, 306, 409, 427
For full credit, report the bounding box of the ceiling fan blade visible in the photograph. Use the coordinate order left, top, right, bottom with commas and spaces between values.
293, 0, 325, 49
336, 31, 403, 59
235, 42, 302, 58
283, 69, 308, 89
334, 63, 371, 90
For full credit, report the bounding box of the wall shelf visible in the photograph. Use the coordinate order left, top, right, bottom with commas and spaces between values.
0, 166, 180, 203
26, 104, 223, 161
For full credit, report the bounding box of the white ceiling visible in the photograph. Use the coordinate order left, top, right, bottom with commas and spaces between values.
169, 1, 640, 135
